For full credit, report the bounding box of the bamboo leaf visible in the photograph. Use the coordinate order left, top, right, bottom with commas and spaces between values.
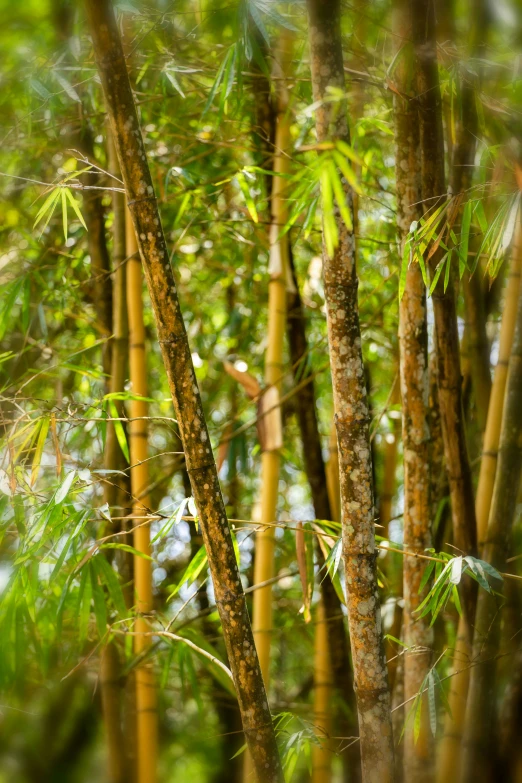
108, 400, 130, 463
54, 470, 77, 505
91, 562, 107, 638
31, 416, 50, 487
168, 544, 208, 599
236, 171, 258, 223
65, 188, 88, 230
61, 188, 68, 240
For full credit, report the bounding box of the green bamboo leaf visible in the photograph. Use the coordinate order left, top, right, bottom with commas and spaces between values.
78, 566, 92, 643
443, 249, 452, 292
236, 171, 258, 223
202, 47, 231, 117
399, 237, 412, 301
61, 188, 68, 240
99, 543, 152, 560
108, 400, 130, 463
91, 562, 107, 638
92, 555, 128, 619
328, 160, 353, 231
54, 470, 77, 505
413, 693, 423, 743
168, 544, 208, 599
418, 560, 435, 593
65, 188, 88, 230
164, 67, 185, 98
30, 416, 50, 487
458, 200, 472, 271
428, 671, 437, 736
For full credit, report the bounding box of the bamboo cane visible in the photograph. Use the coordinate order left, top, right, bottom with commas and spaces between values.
475, 219, 522, 545
437, 218, 522, 782
251, 28, 294, 685
85, 3, 283, 778
99, 130, 130, 783
306, 0, 395, 778
312, 600, 334, 783
126, 212, 158, 783
392, 1, 434, 777
461, 206, 522, 781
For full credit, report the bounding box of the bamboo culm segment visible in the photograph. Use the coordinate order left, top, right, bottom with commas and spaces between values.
85, 3, 283, 779
306, 0, 395, 780
392, 0, 434, 777
312, 600, 334, 783
126, 215, 158, 783
251, 29, 293, 686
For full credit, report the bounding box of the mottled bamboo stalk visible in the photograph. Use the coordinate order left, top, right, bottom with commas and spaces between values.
85, 3, 282, 778
393, 2, 434, 778
306, 0, 395, 779
287, 249, 358, 780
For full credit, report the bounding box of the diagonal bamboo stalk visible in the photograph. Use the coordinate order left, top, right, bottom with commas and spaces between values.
85, 3, 283, 779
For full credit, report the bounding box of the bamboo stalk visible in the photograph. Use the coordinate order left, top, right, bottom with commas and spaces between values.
475, 220, 522, 545
126, 212, 158, 783
287, 250, 358, 780
251, 28, 294, 685
437, 159, 522, 783
99, 130, 130, 783
85, 3, 283, 778
461, 207, 522, 781
100, 643, 126, 783
312, 600, 334, 783
306, 0, 395, 779
413, 0, 477, 593
392, 1, 434, 777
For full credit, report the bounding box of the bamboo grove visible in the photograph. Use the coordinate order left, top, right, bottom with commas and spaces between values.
1, 0, 522, 781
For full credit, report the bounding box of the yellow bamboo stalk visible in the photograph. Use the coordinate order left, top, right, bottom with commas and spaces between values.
437, 213, 522, 781
312, 600, 334, 783
126, 210, 157, 783
475, 218, 522, 546
251, 29, 294, 685
99, 129, 129, 783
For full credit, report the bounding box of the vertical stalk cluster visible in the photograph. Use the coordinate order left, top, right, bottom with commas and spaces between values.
85, 2, 283, 779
